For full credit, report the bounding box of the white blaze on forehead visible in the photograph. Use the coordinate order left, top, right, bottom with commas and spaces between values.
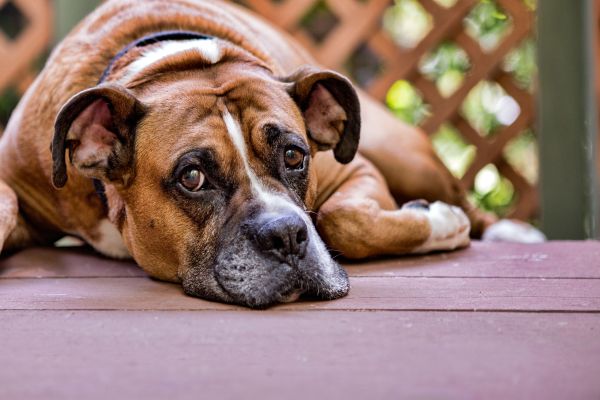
126, 39, 221, 78
221, 107, 275, 204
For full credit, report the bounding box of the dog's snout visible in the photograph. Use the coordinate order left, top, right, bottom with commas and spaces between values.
255, 214, 308, 259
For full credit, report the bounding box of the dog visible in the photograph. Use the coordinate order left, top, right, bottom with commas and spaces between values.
0, 0, 544, 307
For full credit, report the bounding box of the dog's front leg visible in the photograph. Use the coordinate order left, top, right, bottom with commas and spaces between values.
0, 179, 19, 254
315, 155, 470, 258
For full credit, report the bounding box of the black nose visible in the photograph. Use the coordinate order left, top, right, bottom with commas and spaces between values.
254, 213, 309, 260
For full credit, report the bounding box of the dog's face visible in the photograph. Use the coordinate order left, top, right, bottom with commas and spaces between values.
51, 50, 360, 308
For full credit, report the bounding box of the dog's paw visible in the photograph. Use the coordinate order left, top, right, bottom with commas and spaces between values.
482, 219, 546, 243
406, 201, 471, 254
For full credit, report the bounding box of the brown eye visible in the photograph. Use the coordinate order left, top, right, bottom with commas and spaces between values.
284, 147, 305, 170
179, 167, 205, 192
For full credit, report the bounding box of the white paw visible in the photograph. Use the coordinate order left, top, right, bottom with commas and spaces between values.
409, 201, 470, 254
482, 219, 546, 243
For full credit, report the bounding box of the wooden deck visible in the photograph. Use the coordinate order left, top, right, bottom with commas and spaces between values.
1, 241, 599, 399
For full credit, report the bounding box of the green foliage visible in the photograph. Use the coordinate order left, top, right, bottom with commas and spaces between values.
503, 130, 538, 184
464, 0, 511, 51
433, 0, 457, 8
461, 81, 517, 136
431, 124, 476, 178
504, 39, 537, 90
420, 42, 470, 97
471, 164, 517, 216
383, 0, 432, 48
386, 80, 429, 125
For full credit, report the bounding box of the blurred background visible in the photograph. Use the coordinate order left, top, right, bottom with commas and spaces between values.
0, 0, 597, 239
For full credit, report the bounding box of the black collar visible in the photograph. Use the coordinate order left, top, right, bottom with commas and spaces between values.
94, 30, 212, 211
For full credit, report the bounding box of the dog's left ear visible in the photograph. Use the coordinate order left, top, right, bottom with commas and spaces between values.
284, 66, 361, 164
51, 83, 146, 188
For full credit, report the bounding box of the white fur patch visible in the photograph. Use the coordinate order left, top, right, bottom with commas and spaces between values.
90, 219, 131, 259
482, 219, 546, 243
125, 39, 221, 79
410, 201, 471, 254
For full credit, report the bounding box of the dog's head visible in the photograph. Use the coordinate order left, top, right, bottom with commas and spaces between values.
51, 39, 360, 307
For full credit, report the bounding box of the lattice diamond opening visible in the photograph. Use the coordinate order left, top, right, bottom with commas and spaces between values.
383, 0, 433, 49
346, 43, 384, 87
503, 130, 538, 185
386, 79, 430, 126
300, 0, 340, 44
433, 0, 458, 8
502, 38, 536, 91
461, 80, 521, 137
420, 42, 471, 98
432, 123, 476, 179
0, 1, 27, 40
464, 0, 513, 53
471, 163, 518, 217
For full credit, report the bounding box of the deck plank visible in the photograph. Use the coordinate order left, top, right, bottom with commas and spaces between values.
1, 275, 599, 312
344, 241, 600, 278
0, 246, 143, 278
2, 241, 599, 279
1, 310, 599, 400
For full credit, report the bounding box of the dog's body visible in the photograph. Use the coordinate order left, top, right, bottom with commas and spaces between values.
0, 0, 536, 307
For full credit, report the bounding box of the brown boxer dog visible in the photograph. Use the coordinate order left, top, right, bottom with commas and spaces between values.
0, 0, 543, 307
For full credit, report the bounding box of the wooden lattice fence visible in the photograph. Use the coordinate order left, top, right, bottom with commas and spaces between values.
241, 0, 537, 219
0, 0, 538, 219
0, 0, 52, 131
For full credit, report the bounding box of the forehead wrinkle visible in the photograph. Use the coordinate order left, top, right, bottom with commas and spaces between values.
140, 105, 218, 172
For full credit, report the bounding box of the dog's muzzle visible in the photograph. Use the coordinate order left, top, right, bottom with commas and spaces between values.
183, 208, 349, 308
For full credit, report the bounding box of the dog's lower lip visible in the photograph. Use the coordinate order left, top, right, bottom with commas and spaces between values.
278, 290, 302, 303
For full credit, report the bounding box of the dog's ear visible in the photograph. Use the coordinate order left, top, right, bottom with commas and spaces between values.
284, 66, 360, 164
51, 83, 146, 188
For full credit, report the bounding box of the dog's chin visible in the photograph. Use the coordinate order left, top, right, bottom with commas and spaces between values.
181, 235, 350, 308
214, 258, 302, 308
212, 254, 350, 309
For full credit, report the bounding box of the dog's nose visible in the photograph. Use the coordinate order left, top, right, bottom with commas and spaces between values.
255, 214, 308, 259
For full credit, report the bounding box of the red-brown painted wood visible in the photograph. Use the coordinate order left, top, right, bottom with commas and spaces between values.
344, 241, 600, 278
2, 241, 600, 279
1, 275, 599, 311
0, 310, 599, 400
0, 246, 144, 278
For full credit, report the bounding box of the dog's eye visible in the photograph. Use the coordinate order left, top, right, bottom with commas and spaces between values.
179, 166, 206, 192
284, 146, 305, 170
